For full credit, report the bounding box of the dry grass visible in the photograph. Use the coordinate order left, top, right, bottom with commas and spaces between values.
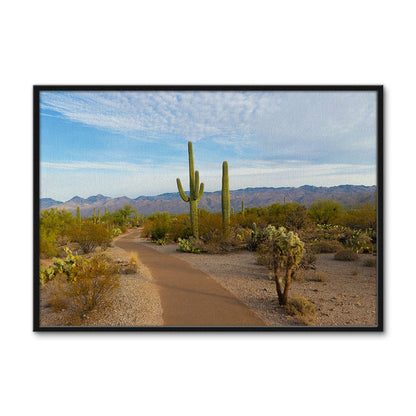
363, 258, 377, 267
308, 272, 329, 282
334, 249, 359, 261
284, 297, 316, 325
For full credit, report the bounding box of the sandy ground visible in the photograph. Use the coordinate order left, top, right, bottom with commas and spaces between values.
39, 239, 163, 327
39, 229, 378, 328
138, 236, 378, 327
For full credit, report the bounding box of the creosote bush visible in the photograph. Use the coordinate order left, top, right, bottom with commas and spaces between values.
334, 249, 359, 261
310, 240, 344, 254
67, 220, 112, 253
41, 249, 120, 322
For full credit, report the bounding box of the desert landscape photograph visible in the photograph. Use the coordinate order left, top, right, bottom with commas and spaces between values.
35, 86, 382, 330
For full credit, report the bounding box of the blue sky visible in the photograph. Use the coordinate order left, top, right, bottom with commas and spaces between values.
40, 90, 377, 201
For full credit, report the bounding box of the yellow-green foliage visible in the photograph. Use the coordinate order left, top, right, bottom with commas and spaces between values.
67, 219, 112, 253
308, 199, 343, 225
334, 249, 359, 261
42, 250, 120, 321
285, 297, 316, 325
308, 272, 328, 282
310, 239, 344, 253
260, 226, 305, 305
340, 201, 376, 230
40, 208, 76, 257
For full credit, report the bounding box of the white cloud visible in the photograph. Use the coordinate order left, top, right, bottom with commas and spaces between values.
40, 90, 377, 162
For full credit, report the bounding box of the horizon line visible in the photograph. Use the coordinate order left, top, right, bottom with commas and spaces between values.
41, 183, 377, 203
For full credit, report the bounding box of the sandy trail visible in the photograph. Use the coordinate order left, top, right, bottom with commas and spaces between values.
114, 229, 265, 327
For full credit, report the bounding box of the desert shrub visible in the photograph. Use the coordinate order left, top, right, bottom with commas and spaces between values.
363, 257, 377, 267
64, 253, 119, 318
285, 297, 316, 325
151, 221, 169, 241
267, 202, 309, 230
345, 230, 374, 253
142, 212, 171, 242
41, 250, 120, 320
168, 215, 193, 241
121, 252, 139, 274
299, 246, 317, 270
308, 199, 343, 225
178, 237, 206, 253
247, 223, 272, 252
40, 208, 77, 257
198, 213, 223, 242
340, 200, 377, 230
308, 272, 328, 282
110, 204, 137, 227
310, 239, 344, 254
334, 249, 358, 261
67, 220, 112, 253
39, 227, 60, 258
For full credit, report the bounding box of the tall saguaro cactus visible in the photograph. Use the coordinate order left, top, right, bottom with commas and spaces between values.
76, 206, 81, 223
176, 141, 204, 239
222, 161, 230, 238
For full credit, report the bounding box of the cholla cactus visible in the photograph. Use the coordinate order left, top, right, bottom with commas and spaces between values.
263, 225, 305, 305
176, 141, 204, 239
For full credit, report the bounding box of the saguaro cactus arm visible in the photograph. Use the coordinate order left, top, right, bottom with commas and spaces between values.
196, 181, 204, 202
176, 178, 190, 202
222, 161, 230, 237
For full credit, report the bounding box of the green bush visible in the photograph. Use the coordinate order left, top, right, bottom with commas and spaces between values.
308, 199, 343, 225
40, 208, 77, 257
169, 215, 193, 241
345, 230, 374, 253
67, 220, 112, 253
177, 237, 206, 253
42, 251, 120, 321
311, 240, 344, 253
334, 249, 359, 261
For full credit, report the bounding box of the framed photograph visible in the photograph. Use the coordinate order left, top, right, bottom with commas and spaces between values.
34, 85, 383, 331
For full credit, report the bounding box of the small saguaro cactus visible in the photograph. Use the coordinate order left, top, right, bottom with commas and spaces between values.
93, 207, 97, 224
176, 141, 204, 239
97, 208, 101, 223
76, 206, 81, 222
241, 200, 245, 216
222, 161, 230, 238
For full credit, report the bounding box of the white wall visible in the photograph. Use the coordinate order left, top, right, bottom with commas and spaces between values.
1, 1, 411, 415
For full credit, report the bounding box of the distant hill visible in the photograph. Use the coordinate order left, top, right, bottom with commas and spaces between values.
40, 185, 376, 216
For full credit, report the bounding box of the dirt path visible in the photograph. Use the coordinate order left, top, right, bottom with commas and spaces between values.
114, 229, 265, 327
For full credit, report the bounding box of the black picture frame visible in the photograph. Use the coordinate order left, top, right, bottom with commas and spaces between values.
34, 85, 383, 332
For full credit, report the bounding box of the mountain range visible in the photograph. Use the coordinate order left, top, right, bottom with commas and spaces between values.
40, 185, 377, 216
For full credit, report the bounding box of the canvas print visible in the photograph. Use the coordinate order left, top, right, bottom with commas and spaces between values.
34, 86, 382, 330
